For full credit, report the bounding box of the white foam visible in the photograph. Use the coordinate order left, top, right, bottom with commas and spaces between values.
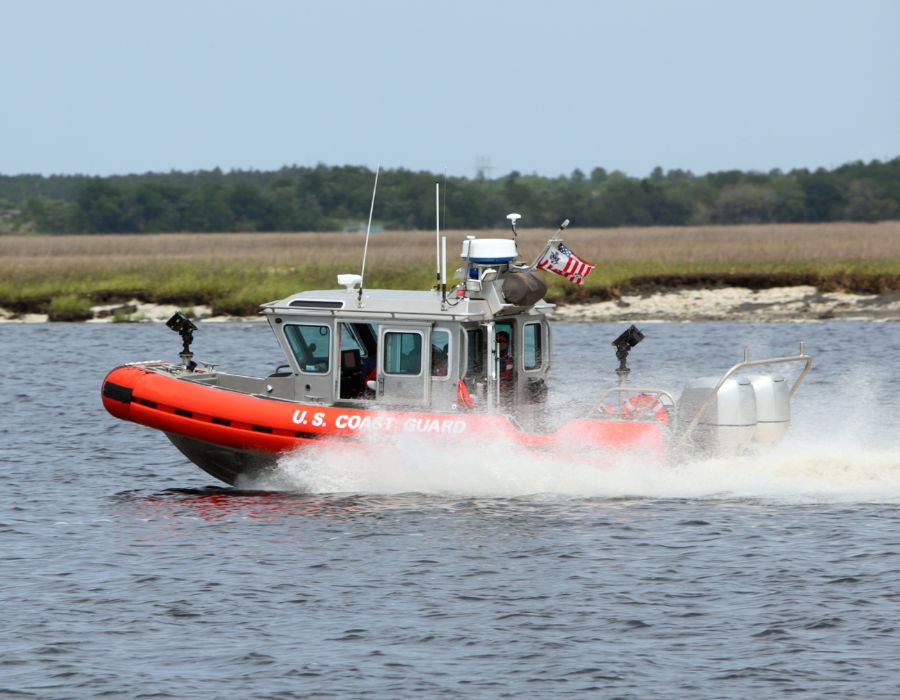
240, 430, 900, 505
242, 341, 900, 504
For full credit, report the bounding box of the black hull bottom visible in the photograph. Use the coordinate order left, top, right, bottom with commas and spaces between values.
165, 433, 279, 486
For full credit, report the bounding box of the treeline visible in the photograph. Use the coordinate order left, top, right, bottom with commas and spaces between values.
1, 159, 899, 234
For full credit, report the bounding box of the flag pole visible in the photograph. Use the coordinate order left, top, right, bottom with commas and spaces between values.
527, 217, 570, 270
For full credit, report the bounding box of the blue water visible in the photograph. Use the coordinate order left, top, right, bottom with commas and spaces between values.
2, 320, 900, 698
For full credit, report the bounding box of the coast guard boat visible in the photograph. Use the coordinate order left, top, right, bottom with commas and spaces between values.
101, 215, 812, 486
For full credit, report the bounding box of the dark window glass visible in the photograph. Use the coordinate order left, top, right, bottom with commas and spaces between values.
284, 324, 330, 373
384, 332, 422, 375
466, 328, 484, 379
524, 322, 542, 370
431, 329, 450, 378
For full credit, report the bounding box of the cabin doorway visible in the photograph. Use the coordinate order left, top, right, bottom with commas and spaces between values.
337, 322, 377, 400
376, 324, 431, 406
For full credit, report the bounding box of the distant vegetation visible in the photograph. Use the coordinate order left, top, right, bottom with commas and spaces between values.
2, 223, 898, 317
1, 158, 899, 234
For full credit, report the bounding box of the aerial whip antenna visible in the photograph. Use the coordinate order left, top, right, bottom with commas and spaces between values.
442, 169, 448, 233
434, 182, 441, 290
358, 163, 380, 302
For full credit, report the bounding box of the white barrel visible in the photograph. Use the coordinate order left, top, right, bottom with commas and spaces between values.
746, 374, 790, 444
678, 376, 757, 453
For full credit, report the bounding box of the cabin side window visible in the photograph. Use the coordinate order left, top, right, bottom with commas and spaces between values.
465, 328, 484, 379
524, 322, 542, 370
495, 322, 513, 354
431, 329, 450, 378
340, 325, 366, 357
384, 331, 423, 376
284, 324, 331, 374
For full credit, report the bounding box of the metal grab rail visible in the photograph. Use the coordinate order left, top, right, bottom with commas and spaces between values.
679, 341, 812, 442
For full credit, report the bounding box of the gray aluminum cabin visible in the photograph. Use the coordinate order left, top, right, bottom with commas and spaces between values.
259, 237, 554, 428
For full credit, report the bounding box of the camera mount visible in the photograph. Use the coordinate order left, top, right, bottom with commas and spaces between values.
166, 311, 198, 371
611, 324, 644, 385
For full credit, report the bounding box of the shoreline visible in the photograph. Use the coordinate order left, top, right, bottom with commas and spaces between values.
1, 286, 900, 324
551, 285, 900, 323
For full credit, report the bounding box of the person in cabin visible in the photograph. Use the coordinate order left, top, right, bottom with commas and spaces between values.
400, 335, 422, 373
497, 331, 514, 388
361, 354, 377, 396
431, 344, 448, 377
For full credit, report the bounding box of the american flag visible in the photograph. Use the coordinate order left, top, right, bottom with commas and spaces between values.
536, 240, 595, 284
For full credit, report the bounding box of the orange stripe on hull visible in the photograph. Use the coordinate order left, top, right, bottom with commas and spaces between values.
102, 364, 665, 461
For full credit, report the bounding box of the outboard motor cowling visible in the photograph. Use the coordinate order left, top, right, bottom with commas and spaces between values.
746, 374, 790, 445
678, 376, 757, 454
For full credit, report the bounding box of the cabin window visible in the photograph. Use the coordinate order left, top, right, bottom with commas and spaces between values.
465, 328, 484, 379
384, 331, 423, 376
341, 323, 374, 357
495, 322, 514, 384
284, 324, 331, 373
524, 322, 542, 370
431, 329, 450, 378
341, 325, 364, 355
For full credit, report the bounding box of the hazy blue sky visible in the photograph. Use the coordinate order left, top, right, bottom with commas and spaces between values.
2, 0, 898, 178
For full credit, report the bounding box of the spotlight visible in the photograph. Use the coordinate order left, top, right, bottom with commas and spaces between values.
166, 311, 197, 336
612, 325, 644, 352
611, 324, 644, 382
166, 311, 198, 370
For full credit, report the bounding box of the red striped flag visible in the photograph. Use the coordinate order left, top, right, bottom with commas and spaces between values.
536, 240, 595, 284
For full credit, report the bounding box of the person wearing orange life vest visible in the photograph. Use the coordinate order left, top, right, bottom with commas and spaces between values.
497, 331, 514, 388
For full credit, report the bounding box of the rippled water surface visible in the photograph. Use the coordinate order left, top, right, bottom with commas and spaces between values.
3, 320, 900, 698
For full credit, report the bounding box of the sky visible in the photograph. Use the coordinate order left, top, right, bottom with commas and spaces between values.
1, 0, 898, 179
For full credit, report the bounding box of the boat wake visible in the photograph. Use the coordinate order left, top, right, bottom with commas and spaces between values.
242, 432, 900, 504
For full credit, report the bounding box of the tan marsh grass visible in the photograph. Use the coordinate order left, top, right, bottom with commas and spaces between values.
2, 222, 899, 313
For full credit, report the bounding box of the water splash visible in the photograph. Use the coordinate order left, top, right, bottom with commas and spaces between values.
245, 334, 900, 503
243, 431, 900, 504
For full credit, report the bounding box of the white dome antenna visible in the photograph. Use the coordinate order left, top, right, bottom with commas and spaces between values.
506, 212, 522, 238
337, 273, 363, 292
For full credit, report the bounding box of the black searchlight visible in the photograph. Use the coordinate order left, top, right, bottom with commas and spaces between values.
611, 324, 644, 384
166, 311, 198, 371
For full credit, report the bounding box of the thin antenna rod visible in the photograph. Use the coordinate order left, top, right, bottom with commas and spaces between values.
441, 235, 447, 302
435, 183, 441, 290
442, 170, 448, 232
358, 163, 380, 301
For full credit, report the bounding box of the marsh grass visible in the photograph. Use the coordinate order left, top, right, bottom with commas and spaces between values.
2, 222, 899, 313
46, 294, 94, 322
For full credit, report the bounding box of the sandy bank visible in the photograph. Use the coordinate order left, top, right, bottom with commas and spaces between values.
0, 300, 244, 324
1, 287, 899, 323
552, 286, 900, 322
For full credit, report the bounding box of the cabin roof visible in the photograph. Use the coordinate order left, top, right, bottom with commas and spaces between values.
261, 287, 554, 322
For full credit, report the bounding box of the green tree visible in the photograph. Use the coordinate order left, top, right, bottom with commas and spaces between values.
844, 179, 898, 221
712, 183, 778, 224
797, 169, 845, 222
76, 179, 135, 233
22, 197, 78, 233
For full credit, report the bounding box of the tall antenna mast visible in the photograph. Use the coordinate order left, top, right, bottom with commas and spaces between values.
434, 183, 441, 290
442, 170, 448, 231
358, 163, 380, 302
441, 235, 447, 303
